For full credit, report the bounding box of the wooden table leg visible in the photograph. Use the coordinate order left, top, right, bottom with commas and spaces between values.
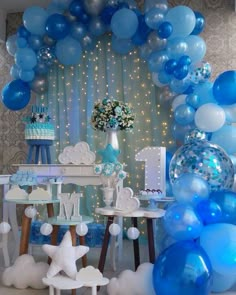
69, 226, 77, 295
98, 216, 114, 274
79, 235, 87, 267
47, 203, 59, 264
19, 204, 33, 255
132, 217, 140, 270
146, 218, 155, 263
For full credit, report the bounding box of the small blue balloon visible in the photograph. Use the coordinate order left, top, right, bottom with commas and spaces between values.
196, 199, 222, 225
17, 25, 30, 39
145, 7, 164, 30
186, 93, 199, 108
191, 11, 205, 35
45, 13, 70, 40
163, 202, 203, 241
69, 0, 84, 17
1, 79, 31, 111
157, 21, 173, 39
174, 104, 195, 125
164, 59, 177, 74
153, 240, 212, 295
28, 35, 43, 51
16, 37, 27, 48
101, 5, 119, 25
173, 64, 189, 80
178, 55, 191, 66
88, 17, 106, 37
15, 48, 37, 70
148, 50, 169, 72
71, 22, 87, 40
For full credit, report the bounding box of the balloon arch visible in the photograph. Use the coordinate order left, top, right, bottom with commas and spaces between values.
2, 0, 236, 294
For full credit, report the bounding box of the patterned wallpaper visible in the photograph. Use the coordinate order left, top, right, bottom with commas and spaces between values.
0, 0, 235, 175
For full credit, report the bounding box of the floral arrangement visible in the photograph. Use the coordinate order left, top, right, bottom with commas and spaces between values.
91, 98, 135, 132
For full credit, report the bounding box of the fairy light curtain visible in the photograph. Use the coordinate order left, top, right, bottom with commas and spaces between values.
37, 34, 174, 220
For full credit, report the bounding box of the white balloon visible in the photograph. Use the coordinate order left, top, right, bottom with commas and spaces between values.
40, 223, 53, 236
109, 223, 121, 236
194, 103, 226, 132
24, 206, 37, 219
76, 223, 88, 236
171, 94, 187, 111
0, 222, 11, 234
127, 227, 140, 240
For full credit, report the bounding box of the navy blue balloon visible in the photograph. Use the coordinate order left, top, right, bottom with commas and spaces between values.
101, 5, 119, 25
1, 79, 31, 111
173, 64, 189, 80
17, 25, 30, 39
178, 55, 191, 66
132, 14, 151, 46
45, 13, 70, 40
213, 70, 236, 105
157, 21, 173, 39
153, 240, 212, 295
69, 0, 84, 17
164, 59, 177, 74
196, 199, 222, 225
191, 11, 205, 35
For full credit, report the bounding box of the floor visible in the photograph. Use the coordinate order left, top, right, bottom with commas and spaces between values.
0, 233, 236, 295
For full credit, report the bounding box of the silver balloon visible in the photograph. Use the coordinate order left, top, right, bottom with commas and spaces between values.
29, 75, 49, 94
147, 31, 167, 51
64, 10, 77, 22
83, 0, 108, 16
43, 35, 56, 46
145, 0, 168, 13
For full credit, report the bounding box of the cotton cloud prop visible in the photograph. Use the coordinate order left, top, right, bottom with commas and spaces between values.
58, 141, 96, 164
107, 263, 155, 295
5, 185, 28, 200
2, 254, 49, 289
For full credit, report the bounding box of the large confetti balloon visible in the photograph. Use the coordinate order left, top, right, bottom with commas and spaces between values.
169, 140, 234, 191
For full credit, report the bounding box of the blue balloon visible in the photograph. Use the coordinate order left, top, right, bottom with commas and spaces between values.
145, 7, 164, 30
10, 64, 20, 79
45, 14, 70, 40
200, 223, 236, 275
17, 25, 30, 39
213, 70, 236, 105
131, 14, 151, 46
34, 62, 49, 76
185, 35, 206, 63
157, 21, 173, 39
163, 202, 203, 240
169, 77, 191, 94
148, 50, 169, 72
101, 5, 119, 25
171, 122, 195, 144
210, 125, 236, 154
16, 37, 27, 48
19, 69, 35, 82
111, 35, 135, 55
23, 6, 48, 35
28, 35, 43, 50
166, 151, 173, 180
158, 70, 171, 84
15, 48, 37, 70
88, 17, 106, 37
174, 104, 195, 125
186, 93, 199, 108
195, 199, 222, 225
210, 190, 236, 225
172, 173, 209, 204
178, 55, 191, 66
211, 271, 236, 293
51, 0, 72, 9
164, 58, 177, 74
192, 81, 216, 107
111, 8, 138, 39
153, 240, 212, 295
81, 33, 97, 51
167, 37, 188, 59
191, 11, 205, 35
6, 34, 17, 56
55, 36, 82, 65
70, 22, 87, 40
69, 0, 84, 17
1, 79, 31, 111
173, 64, 189, 80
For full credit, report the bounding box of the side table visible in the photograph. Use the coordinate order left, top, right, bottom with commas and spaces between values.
95, 207, 165, 274
47, 216, 94, 268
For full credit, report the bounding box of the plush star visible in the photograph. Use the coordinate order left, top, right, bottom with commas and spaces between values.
98, 144, 120, 163
42, 231, 89, 279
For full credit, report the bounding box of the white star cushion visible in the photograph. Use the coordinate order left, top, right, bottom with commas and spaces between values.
42, 231, 89, 279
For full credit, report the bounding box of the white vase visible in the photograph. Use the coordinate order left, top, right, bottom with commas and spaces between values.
105, 129, 119, 150
101, 187, 114, 208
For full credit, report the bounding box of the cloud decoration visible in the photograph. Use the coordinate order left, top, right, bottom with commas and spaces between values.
76, 266, 109, 287
2, 254, 49, 289
5, 185, 28, 200
28, 187, 51, 200
107, 263, 155, 295
58, 141, 96, 165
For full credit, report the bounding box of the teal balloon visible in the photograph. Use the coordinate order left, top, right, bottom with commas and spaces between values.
1, 79, 31, 111
164, 202, 203, 240
200, 223, 236, 275
169, 140, 234, 191
15, 48, 37, 70
55, 36, 82, 65
153, 240, 212, 295
213, 70, 236, 105
111, 8, 138, 39
23, 6, 48, 35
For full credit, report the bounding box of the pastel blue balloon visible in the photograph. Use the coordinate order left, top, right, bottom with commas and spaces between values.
145, 7, 164, 30
23, 6, 48, 35
223, 104, 236, 123
164, 5, 196, 39
210, 190, 236, 225
153, 240, 212, 295
148, 50, 169, 72
111, 35, 135, 55
186, 93, 199, 108
15, 48, 37, 70
10, 64, 20, 79
163, 202, 203, 240
185, 35, 206, 63
211, 271, 236, 293
169, 140, 234, 191
172, 173, 209, 204
6, 34, 17, 56
167, 37, 188, 59
111, 8, 138, 39
1, 79, 31, 111
16, 37, 27, 48
200, 223, 236, 275
210, 125, 236, 154
195, 199, 222, 225
46, 13, 70, 40
174, 104, 195, 125
55, 36, 82, 65
19, 69, 35, 82
192, 81, 216, 107
213, 70, 236, 105
169, 77, 191, 94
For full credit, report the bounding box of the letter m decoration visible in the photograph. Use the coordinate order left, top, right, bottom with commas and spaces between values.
57, 192, 82, 221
